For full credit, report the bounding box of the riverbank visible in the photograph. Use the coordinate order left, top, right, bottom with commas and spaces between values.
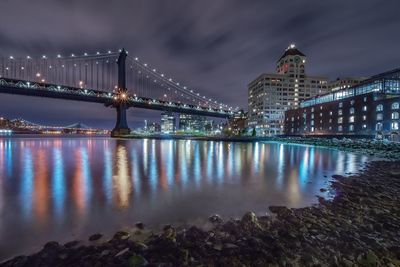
271, 137, 400, 159
2, 159, 400, 266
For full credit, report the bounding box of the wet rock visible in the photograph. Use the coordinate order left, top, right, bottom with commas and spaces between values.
135, 222, 144, 230
128, 254, 148, 267
162, 225, 176, 241
89, 233, 103, 241
209, 214, 223, 224
43, 241, 60, 250
64, 240, 81, 248
115, 247, 130, 257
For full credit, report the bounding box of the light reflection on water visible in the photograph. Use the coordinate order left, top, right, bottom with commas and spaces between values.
0, 137, 369, 260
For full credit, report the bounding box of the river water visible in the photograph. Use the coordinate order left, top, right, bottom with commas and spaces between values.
0, 136, 369, 260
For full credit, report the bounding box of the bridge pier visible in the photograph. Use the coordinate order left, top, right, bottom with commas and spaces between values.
111, 103, 130, 137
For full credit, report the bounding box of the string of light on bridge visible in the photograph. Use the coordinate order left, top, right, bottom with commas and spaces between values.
0, 49, 238, 112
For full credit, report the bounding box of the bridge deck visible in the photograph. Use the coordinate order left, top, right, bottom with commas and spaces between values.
0, 78, 233, 118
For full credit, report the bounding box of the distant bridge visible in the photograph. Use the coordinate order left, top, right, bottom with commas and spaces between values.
0, 49, 237, 136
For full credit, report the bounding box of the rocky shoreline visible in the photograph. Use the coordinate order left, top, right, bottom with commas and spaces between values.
271, 137, 400, 159
1, 159, 399, 266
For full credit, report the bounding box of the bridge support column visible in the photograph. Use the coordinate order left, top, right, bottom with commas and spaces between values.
111, 48, 131, 138
111, 103, 130, 137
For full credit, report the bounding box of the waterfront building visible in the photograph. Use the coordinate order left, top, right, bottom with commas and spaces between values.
228, 110, 247, 135
284, 68, 400, 141
329, 77, 365, 91
248, 44, 330, 135
148, 122, 161, 133
161, 112, 176, 133
178, 114, 210, 132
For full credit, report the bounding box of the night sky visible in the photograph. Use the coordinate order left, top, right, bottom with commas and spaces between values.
0, 0, 399, 128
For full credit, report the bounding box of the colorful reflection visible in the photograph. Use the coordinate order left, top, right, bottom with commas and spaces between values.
0, 137, 371, 261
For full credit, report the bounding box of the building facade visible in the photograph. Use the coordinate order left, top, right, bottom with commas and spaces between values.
160, 112, 176, 133
248, 44, 330, 135
284, 68, 400, 141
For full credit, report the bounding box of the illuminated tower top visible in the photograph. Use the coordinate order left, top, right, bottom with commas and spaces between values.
276, 43, 306, 75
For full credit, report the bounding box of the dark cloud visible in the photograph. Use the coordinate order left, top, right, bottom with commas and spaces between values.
0, 0, 399, 128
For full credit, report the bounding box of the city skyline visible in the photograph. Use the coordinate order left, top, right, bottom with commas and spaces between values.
0, 0, 400, 128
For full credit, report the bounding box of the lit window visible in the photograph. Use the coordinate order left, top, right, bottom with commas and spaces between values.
362, 124, 367, 129
338, 117, 343, 124
338, 125, 343, 132
392, 102, 399, 110
311, 127, 314, 132
392, 112, 399, 120
350, 100, 355, 105
363, 97, 367, 102
338, 109, 343, 115
319, 113, 323, 117
376, 104, 383, 112
311, 120, 314, 126
339, 102, 343, 108
350, 107, 355, 114
392, 122, 399, 130
376, 123, 383, 131
363, 115, 367, 121
329, 111, 333, 116
377, 113, 383, 121
311, 114, 314, 119
349, 124, 354, 131
349, 116, 355, 123
362, 106, 367, 111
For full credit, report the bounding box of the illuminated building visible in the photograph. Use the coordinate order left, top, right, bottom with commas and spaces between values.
228, 110, 247, 135
248, 44, 330, 135
161, 112, 176, 133
284, 68, 400, 141
178, 114, 211, 132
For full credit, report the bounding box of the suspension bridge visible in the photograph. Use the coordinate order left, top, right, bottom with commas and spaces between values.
0, 49, 237, 136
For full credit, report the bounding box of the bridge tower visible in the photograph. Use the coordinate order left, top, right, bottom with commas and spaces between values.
111, 49, 131, 137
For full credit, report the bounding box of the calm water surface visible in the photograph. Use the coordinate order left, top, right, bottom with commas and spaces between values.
0, 137, 369, 260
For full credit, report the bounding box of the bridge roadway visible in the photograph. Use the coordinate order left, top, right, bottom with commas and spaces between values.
0, 78, 233, 118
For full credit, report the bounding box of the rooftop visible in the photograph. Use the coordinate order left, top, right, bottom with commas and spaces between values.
277, 44, 306, 62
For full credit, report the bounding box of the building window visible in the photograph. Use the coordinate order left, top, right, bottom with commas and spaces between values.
349, 124, 354, 131
338, 109, 343, 115
376, 123, 383, 131
338, 117, 343, 124
363, 115, 367, 121
363, 97, 367, 102
311, 127, 314, 132
319, 113, 323, 117
350, 100, 355, 105
362, 124, 367, 129
376, 104, 383, 112
392, 102, 399, 110
338, 126, 343, 132
392, 122, 399, 130
377, 113, 383, 121
311, 120, 314, 126
350, 107, 355, 114
392, 112, 399, 120
349, 116, 355, 123
311, 107, 314, 112
339, 102, 343, 108
329, 111, 333, 116
311, 114, 314, 119
362, 106, 367, 111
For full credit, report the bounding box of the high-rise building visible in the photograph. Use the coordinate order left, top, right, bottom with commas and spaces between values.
178, 114, 210, 132
160, 112, 176, 133
248, 44, 330, 135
